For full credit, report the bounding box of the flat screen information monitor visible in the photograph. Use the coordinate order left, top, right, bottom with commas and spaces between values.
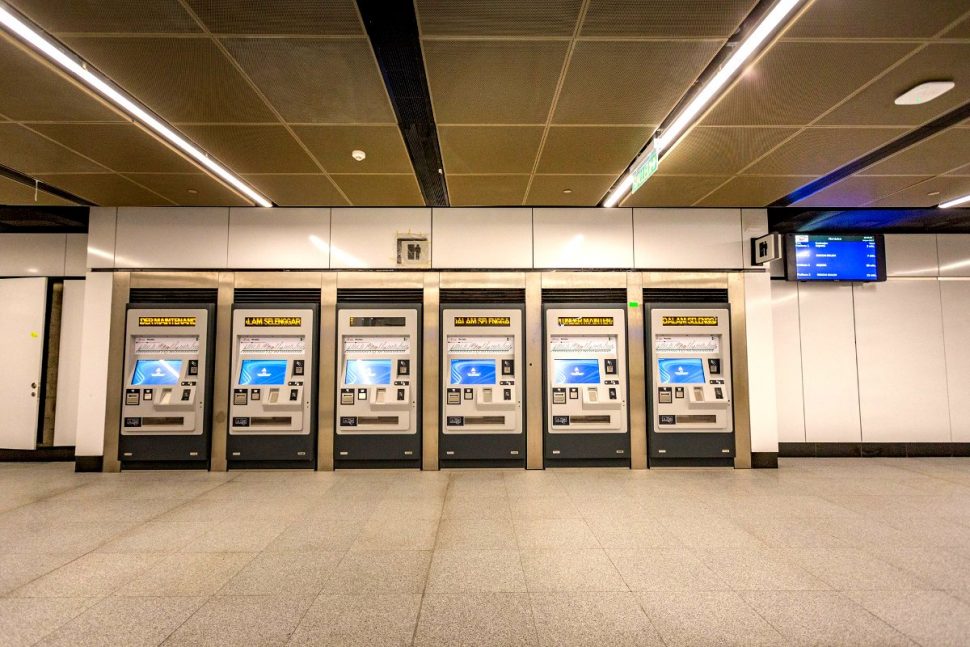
345, 359, 393, 385
658, 358, 706, 385
238, 359, 287, 386
450, 359, 496, 385
131, 359, 183, 386
553, 359, 601, 385
786, 234, 886, 282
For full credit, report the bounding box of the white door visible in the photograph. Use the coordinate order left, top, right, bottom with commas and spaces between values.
0, 278, 48, 449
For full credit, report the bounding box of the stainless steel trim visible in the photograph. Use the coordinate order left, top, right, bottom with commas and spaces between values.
626, 272, 647, 470
233, 271, 324, 289
422, 273, 440, 470
540, 271, 627, 289
128, 271, 219, 289
525, 272, 543, 469
336, 271, 425, 289
318, 273, 337, 471
438, 272, 527, 289
100, 271, 130, 473
728, 272, 752, 469
209, 271, 234, 471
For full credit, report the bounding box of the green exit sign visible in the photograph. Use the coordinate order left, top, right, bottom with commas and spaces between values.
631, 141, 659, 194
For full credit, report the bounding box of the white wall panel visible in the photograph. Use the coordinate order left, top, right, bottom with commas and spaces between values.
853, 280, 950, 442
771, 280, 805, 443
885, 234, 938, 277
53, 280, 85, 446
330, 208, 431, 269
64, 234, 87, 276
115, 207, 229, 269
432, 208, 533, 268
0, 234, 66, 276
938, 234, 970, 277
798, 283, 861, 442
74, 271, 113, 457
533, 208, 633, 269
634, 208, 742, 269
744, 272, 779, 452
87, 207, 117, 269
228, 207, 330, 269
741, 209, 767, 270
941, 280, 970, 442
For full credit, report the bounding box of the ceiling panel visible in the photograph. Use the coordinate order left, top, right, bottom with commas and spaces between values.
745, 127, 908, 176
244, 174, 349, 206
820, 44, 970, 126
178, 125, 318, 173
331, 174, 424, 206
582, 0, 757, 38
184, 0, 363, 35
621, 175, 733, 207
536, 126, 651, 174
121, 173, 249, 206
439, 126, 544, 174
0, 124, 104, 174
0, 176, 76, 206
702, 41, 917, 126
64, 37, 276, 123
526, 174, 615, 205
29, 123, 197, 173
8, 0, 199, 33
0, 37, 122, 122
869, 175, 970, 207
659, 127, 796, 175
696, 175, 812, 206
417, 0, 581, 36
447, 175, 530, 206
946, 15, 970, 38
37, 173, 169, 205
292, 125, 413, 173
552, 40, 720, 124
794, 175, 931, 207
424, 40, 569, 124
787, 0, 970, 38
861, 127, 970, 176
224, 38, 393, 124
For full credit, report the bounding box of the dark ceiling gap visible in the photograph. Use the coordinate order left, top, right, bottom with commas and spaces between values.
772, 100, 970, 207
355, 0, 448, 206
0, 162, 94, 207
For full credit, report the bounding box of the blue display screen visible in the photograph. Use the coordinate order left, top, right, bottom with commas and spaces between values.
450, 359, 496, 385
345, 359, 393, 385
658, 358, 706, 384
239, 359, 287, 386
553, 359, 600, 384
131, 359, 182, 386
788, 234, 884, 281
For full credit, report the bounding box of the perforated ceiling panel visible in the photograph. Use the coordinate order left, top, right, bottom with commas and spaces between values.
439, 126, 544, 174
183, 0, 364, 35
787, 0, 970, 38
581, 0, 757, 37
745, 127, 909, 177
658, 127, 797, 175
417, 0, 582, 36
7, 0, 199, 34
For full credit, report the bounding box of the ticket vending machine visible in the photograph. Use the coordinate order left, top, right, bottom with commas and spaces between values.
228, 305, 318, 468
335, 305, 421, 467
646, 304, 734, 465
440, 307, 525, 466
119, 305, 215, 466
543, 306, 629, 466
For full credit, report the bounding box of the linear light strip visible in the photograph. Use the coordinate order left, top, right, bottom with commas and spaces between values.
603, 0, 804, 208
940, 194, 970, 209
0, 3, 273, 208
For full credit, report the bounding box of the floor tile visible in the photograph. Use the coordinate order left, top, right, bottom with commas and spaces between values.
529, 592, 663, 646
414, 593, 538, 646
508, 496, 580, 520
183, 519, 286, 553
742, 590, 915, 646
435, 518, 517, 550
638, 591, 786, 646
695, 546, 831, 591
441, 495, 511, 520
36, 596, 205, 647
512, 518, 599, 549
520, 549, 627, 592
0, 553, 76, 595
0, 597, 99, 647
585, 516, 681, 549
788, 547, 932, 590
352, 517, 439, 550
427, 549, 527, 593
162, 595, 313, 646
606, 548, 730, 592
322, 550, 432, 594
14, 553, 159, 598
264, 518, 365, 552
97, 522, 208, 554
118, 552, 255, 597
846, 590, 970, 647
218, 550, 343, 596
289, 594, 422, 646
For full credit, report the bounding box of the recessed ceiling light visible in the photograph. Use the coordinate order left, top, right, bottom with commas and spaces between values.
187, 189, 198, 195
351, 149, 367, 162
927, 191, 941, 197
0, 3, 272, 207
895, 81, 955, 106
562, 188, 572, 194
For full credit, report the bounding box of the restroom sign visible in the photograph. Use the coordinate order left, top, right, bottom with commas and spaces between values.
661, 315, 718, 326
138, 316, 196, 327
244, 316, 302, 327
558, 316, 614, 327
454, 316, 510, 327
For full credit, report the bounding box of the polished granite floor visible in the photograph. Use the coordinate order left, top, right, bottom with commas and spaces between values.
2, 459, 970, 646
